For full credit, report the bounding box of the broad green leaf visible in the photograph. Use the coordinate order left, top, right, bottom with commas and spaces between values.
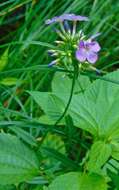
87, 141, 112, 172
52, 72, 91, 94
48, 172, 108, 190
0, 77, 18, 86
67, 69, 119, 139
48, 172, 81, 190
79, 173, 108, 190
29, 70, 119, 141
0, 133, 39, 185
28, 73, 90, 122
28, 91, 65, 122
39, 115, 55, 125
0, 49, 8, 71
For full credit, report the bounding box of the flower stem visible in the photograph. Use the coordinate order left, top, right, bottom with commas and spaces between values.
54, 64, 78, 126
72, 21, 77, 37
55, 29, 66, 40
59, 21, 66, 34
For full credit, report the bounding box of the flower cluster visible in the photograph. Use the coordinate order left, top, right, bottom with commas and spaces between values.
45, 13, 89, 24
45, 13, 101, 70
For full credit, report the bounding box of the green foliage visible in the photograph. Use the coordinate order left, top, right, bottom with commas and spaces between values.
0, 133, 39, 185
1, 0, 119, 189
28, 70, 119, 188
48, 172, 108, 190
67, 70, 119, 140
87, 141, 112, 172
40, 133, 66, 172
0, 49, 9, 72
108, 170, 119, 190
28, 73, 90, 122
0, 77, 18, 86
0, 185, 15, 190
28, 91, 65, 122
29, 69, 119, 142
52, 73, 91, 94
27, 176, 48, 185
9, 126, 37, 146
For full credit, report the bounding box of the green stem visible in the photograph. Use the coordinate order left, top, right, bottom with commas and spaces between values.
59, 21, 66, 34
54, 65, 77, 126
72, 21, 77, 37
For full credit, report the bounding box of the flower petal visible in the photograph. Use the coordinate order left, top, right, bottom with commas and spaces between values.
60, 14, 75, 21
60, 14, 89, 21
79, 41, 85, 48
87, 51, 98, 64
45, 16, 62, 24
73, 15, 89, 21
76, 49, 87, 62
89, 41, 101, 52
45, 14, 89, 25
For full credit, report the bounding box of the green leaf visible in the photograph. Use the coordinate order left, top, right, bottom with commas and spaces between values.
111, 142, 119, 160
41, 147, 79, 170
28, 91, 65, 122
0, 185, 15, 190
0, 133, 39, 185
48, 172, 108, 190
28, 73, 90, 123
40, 133, 66, 155
39, 115, 55, 125
108, 170, 119, 190
108, 141, 119, 162
0, 77, 18, 86
40, 133, 66, 171
0, 49, 9, 71
52, 72, 91, 95
9, 126, 37, 146
87, 141, 112, 172
29, 70, 119, 141
67, 69, 119, 139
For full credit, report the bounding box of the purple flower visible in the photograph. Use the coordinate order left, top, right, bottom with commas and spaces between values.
45, 13, 89, 25
45, 16, 61, 25
76, 40, 101, 64
61, 14, 89, 21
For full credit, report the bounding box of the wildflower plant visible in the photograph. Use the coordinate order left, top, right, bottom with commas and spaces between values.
45, 13, 101, 125
46, 13, 101, 73
1, 2, 119, 189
